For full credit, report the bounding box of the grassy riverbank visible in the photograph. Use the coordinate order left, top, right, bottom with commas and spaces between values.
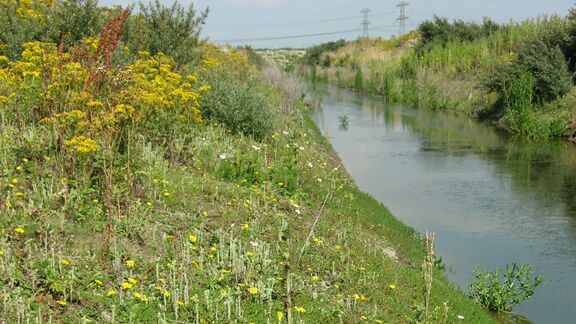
0, 0, 495, 322
298, 13, 576, 141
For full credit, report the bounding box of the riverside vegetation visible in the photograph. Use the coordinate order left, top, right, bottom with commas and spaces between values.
0, 0, 501, 323
299, 9, 576, 141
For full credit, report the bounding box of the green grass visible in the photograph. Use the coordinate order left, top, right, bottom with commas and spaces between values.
0, 73, 494, 323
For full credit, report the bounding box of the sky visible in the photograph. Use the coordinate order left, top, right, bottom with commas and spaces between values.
100, 0, 576, 48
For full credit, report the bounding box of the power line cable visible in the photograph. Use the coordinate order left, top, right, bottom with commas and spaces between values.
212, 25, 401, 43
207, 15, 362, 30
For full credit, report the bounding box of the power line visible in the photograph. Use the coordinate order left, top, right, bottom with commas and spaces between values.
213, 28, 366, 43
212, 25, 402, 43
206, 15, 362, 31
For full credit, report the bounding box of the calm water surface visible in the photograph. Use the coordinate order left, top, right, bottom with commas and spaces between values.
311, 85, 576, 324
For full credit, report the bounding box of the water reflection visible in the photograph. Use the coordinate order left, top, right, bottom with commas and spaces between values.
311, 85, 576, 324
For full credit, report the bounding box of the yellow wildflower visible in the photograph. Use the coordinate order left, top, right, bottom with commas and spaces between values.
248, 286, 258, 295
246, 251, 254, 257
242, 223, 250, 230
354, 294, 366, 301
126, 259, 135, 268
389, 284, 396, 289
94, 279, 103, 285
121, 282, 133, 289
176, 300, 184, 306
127, 277, 138, 284
14, 226, 24, 234
188, 234, 197, 243
60, 259, 70, 266
277, 311, 285, 319
133, 292, 148, 302
198, 83, 211, 92
64, 135, 98, 154
107, 290, 116, 297
294, 306, 306, 313
56, 299, 67, 306
311, 275, 319, 282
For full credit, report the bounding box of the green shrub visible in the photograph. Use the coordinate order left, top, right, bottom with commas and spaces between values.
201, 73, 277, 140
301, 39, 346, 65
123, 0, 207, 66
417, 16, 500, 50
515, 38, 572, 103
468, 263, 543, 313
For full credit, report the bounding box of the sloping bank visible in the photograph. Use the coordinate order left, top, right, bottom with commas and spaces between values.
0, 41, 493, 321
255, 68, 495, 322
299, 14, 576, 141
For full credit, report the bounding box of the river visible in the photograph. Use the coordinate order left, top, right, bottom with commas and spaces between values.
310, 85, 576, 324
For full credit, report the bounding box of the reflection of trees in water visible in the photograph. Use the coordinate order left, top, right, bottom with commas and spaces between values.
400, 105, 576, 223
320, 86, 576, 223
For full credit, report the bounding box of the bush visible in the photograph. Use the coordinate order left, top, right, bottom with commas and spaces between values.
123, 0, 208, 66
468, 263, 542, 313
301, 39, 346, 65
515, 38, 573, 103
0, 0, 104, 59
201, 73, 277, 140
417, 16, 500, 50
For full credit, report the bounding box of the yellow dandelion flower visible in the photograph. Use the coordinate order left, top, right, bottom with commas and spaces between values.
388, 284, 396, 289
188, 234, 197, 243
176, 300, 184, 305
94, 279, 103, 285
126, 259, 135, 268
248, 286, 258, 295
361, 315, 368, 320
106, 290, 116, 297
164, 290, 170, 297
127, 277, 138, 284
0, 250, 4, 256
311, 275, 319, 282
277, 311, 285, 319
121, 282, 133, 289
11, 178, 17, 184
56, 299, 67, 306
163, 191, 170, 197
60, 259, 70, 266
246, 251, 254, 257
241, 223, 250, 230
14, 226, 24, 234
